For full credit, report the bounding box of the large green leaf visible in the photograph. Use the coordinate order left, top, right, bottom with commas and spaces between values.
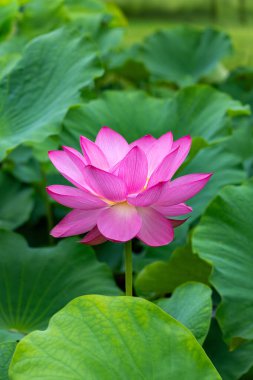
63, 90, 170, 146
0, 341, 16, 380
156, 282, 212, 344
228, 120, 253, 166
62, 87, 249, 147
0, 171, 34, 230
179, 143, 246, 222
165, 86, 249, 141
0, 37, 24, 80
9, 295, 221, 380
16, 0, 125, 59
109, 44, 150, 84
135, 245, 211, 299
192, 180, 253, 341
0, 231, 120, 337
64, 0, 127, 58
137, 27, 232, 87
0, 27, 103, 160
3, 146, 42, 184
218, 67, 253, 165
62, 85, 249, 146
204, 320, 253, 380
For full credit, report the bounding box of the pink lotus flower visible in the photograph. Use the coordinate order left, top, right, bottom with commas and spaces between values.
47, 127, 211, 247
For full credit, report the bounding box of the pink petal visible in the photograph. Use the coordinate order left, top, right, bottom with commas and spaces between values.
46, 185, 106, 209
137, 208, 174, 247
97, 203, 142, 241
169, 218, 188, 228
63, 146, 88, 166
80, 226, 107, 245
83, 166, 127, 202
118, 146, 148, 194
130, 135, 156, 154
51, 209, 101, 238
154, 203, 192, 216
169, 135, 192, 176
108, 160, 121, 175
157, 173, 212, 206
95, 127, 129, 166
63, 146, 96, 192
48, 150, 86, 190
146, 131, 173, 176
148, 147, 179, 188
127, 182, 165, 207
80, 136, 109, 170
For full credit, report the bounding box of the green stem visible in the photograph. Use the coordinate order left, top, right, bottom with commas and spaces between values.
124, 240, 133, 296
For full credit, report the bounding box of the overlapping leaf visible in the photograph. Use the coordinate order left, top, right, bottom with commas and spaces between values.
156, 282, 212, 344
219, 67, 253, 165
179, 143, 246, 222
139, 27, 232, 86
193, 180, 253, 341
0, 171, 34, 230
0, 27, 103, 160
204, 320, 253, 380
0, 231, 121, 337
3, 146, 42, 183
0, 37, 24, 79
135, 245, 211, 298
9, 295, 221, 379
0, 341, 16, 380
63, 87, 249, 146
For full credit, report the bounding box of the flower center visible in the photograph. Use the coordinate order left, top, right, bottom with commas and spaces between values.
103, 199, 129, 207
